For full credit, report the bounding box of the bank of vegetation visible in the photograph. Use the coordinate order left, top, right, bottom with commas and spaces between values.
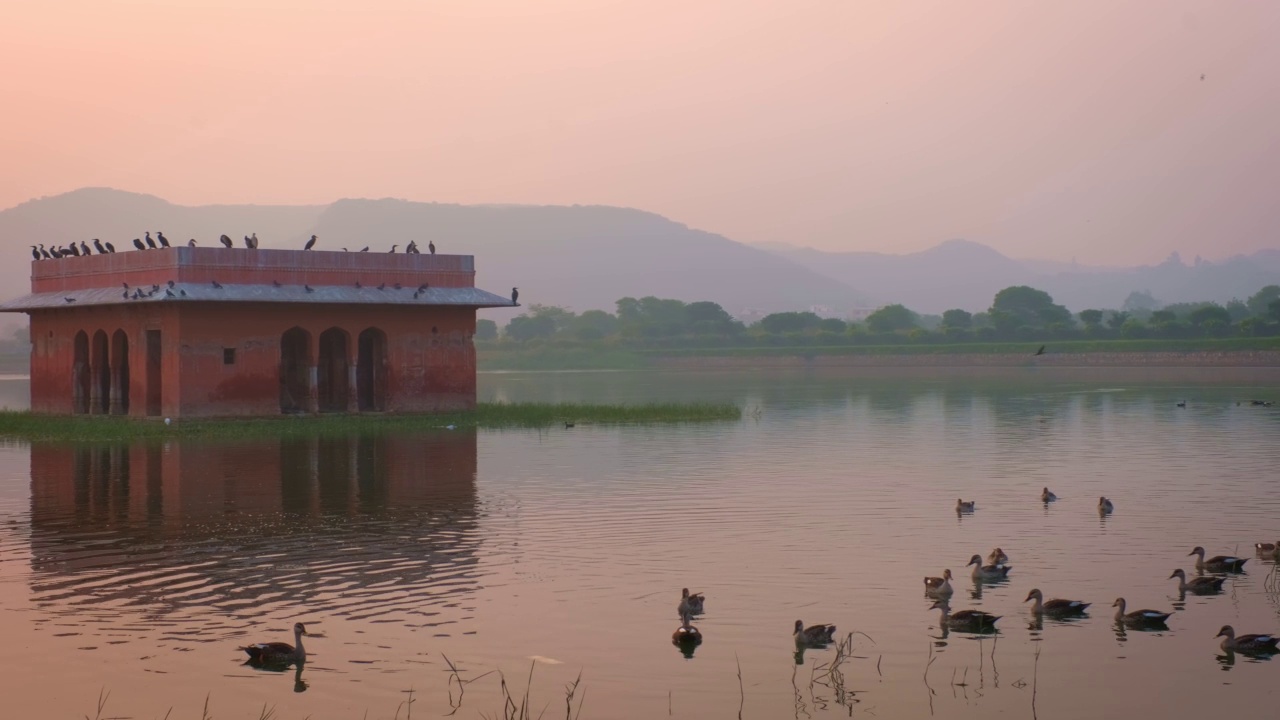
0, 402, 742, 442
478, 285, 1280, 369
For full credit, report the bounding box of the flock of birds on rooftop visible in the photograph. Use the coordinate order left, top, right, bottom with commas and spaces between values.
40, 232, 521, 307
30, 232, 443, 260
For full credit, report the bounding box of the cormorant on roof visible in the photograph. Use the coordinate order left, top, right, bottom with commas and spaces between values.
429, 241, 436, 254
304, 285, 315, 293
50, 247, 63, 259
167, 280, 175, 288
92, 239, 106, 254
304, 235, 317, 251
188, 239, 197, 247
389, 244, 398, 253
212, 280, 223, 289
144, 232, 157, 249
417, 283, 429, 292
66, 243, 80, 257
133, 238, 145, 251
251, 233, 259, 248
123, 283, 129, 290
104, 241, 116, 253
512, 287, 519, 304
157, 232, 170, 248
220, 234, 233, 248
406, 241, 417, 254
359, 246, 369, 252
355, 280, 362, 288
273, 280, 282, 287
39, 245, 52, 260
80, 241, 91, 255
165, 288, 175, 298
63, 297, 76, 303
179, 289, 187, 297
30, 246, 39, 261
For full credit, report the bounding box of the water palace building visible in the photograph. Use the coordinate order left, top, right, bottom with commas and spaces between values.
0, 246, 514, 417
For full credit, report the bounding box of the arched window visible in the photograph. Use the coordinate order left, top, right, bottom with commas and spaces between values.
72, 331, 90, 414
357, 328, 388, 411
280, 327, 313, 414
111, 330, 130, 415
317, 327, 350, 412
91, 330, 110, 415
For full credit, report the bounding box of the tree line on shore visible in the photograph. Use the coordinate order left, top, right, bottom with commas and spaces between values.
478, 285, 1280, 348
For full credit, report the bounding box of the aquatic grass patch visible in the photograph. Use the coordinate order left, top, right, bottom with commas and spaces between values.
0, 402, 741, 442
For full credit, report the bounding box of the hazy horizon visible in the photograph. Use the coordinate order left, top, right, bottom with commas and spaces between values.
4, 1, 1277, 265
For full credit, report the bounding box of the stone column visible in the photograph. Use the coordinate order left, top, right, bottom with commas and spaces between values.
347, 362, 359, 412
306, 365, 320, 414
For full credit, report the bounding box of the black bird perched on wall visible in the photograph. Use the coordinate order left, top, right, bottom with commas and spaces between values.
428, 241, 436, 255
50, 247, 63, 259
66, 243, 81, 257
123, 282, 130, 290
105, 242, 116, 253
165, 288, 175, 298
188, 239, 197, 247
304, 235, 317, 251
212, 280, 223, 289
39, 245, 52, 259
179, 289, 187, 297
133, 238, 145, 251
145, 232, 157, 249
389, 244, 398, 253
417, 282, 429, 292
250, 233, 259, 248
92, 239, 106, 254
355, 280, 362, 288
157, 232, 170, 248
244, 235, 253, 248
220, 234, 233, 248
64, 297, 76, 303
30, 246, 39, 261
413, 290, 421, 299
122, 289, 129, 299
406, 241, 417, 254
273, 280, 282, 288
359, 246, 369, 252
511, 287, 519, 304
80, 241, 91, 255
167, 280, 175, 288
1034, 345, 1046, 356
151, 284, 160, 293
304, 285, 315, 293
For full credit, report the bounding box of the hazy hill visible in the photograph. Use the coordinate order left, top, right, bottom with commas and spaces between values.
760, 241, 1280, 313
0, 189, 870, 323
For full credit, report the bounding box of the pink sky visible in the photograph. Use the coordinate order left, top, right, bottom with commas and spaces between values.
3, 1, 1277, 264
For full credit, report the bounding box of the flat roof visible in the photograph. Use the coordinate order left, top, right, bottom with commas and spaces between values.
0, 282, 515, 311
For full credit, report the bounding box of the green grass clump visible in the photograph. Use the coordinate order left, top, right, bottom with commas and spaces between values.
0, 402, 741, 443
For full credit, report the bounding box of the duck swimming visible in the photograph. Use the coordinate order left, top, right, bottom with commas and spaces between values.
956, 499, 975, 512
930, 600, 1000, 632
986, 547, 1010, 566
793, 620, 837, 647
1188, 546, 1247, 573
1098, 497, 1114, 513
967, 554, 1012, 580
1169, 569, 1226, 594
241, 622, 308, 664
1111, 598, 1172, 626
1024, 588, 1089, 617
678, 588, 705, 616
1216, 625, 1279, 653
1041, 487, 1057, 502
923, 569, 954, 597
672, 611, 702, 647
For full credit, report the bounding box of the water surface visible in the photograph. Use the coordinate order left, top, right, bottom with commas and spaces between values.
1, 369, 1278, 719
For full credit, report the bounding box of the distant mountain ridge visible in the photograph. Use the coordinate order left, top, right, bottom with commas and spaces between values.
0, 188, 870, 323
757, 239, 1280, 314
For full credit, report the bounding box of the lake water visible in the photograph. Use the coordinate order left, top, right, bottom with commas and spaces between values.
1, 369, 1279, 719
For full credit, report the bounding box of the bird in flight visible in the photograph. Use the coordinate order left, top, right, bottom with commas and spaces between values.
1034, 345, 1046, 356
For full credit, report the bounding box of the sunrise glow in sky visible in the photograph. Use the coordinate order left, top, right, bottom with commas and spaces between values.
2, 1, 1277, 263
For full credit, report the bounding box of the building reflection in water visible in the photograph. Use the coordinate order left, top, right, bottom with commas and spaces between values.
26, 431, 481, 630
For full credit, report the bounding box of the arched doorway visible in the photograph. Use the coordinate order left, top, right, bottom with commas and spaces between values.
357, 328, 388, 411
280, 327, 312, 414
111, 330, 130, 415
73, 331, 90, 414
317, 328, 350, 412
92, 330, 110, 415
